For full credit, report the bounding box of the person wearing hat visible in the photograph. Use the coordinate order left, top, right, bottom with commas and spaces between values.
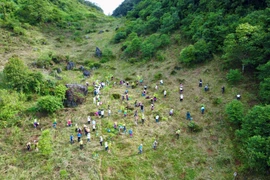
53, 119, 57, 128
153, 140, 158, 150
26, 142, 31, 151
105, 141, 108, 151
141, 113, 145, 125
176, 129, 181, 139
33, 119, 39, 128
100, 136, 103, 146
80, 139, 84, 150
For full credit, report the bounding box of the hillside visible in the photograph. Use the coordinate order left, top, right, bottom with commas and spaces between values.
0, 0, 269, 180
112, 0, 142, 17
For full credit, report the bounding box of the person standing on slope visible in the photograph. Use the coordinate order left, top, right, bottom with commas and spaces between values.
138, 144, 143, 154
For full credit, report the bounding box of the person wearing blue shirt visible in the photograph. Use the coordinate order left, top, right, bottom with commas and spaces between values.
129, 129, 133, 138
186, 112, 191, 120
70, 135, 74, 144
77, 132, 81, 142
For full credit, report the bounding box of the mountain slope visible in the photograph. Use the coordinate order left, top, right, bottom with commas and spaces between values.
0, 0, 269, 179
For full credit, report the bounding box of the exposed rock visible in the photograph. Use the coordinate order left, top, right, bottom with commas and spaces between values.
83, 70, 90, 77
64, 84, 88, 107
79, 65, 84, 71
95, 47, 102, 58
66, 61, 75, 70
98, 30, 104, 34
56, 68, 62, 74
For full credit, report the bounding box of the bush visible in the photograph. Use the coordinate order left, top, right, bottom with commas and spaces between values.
36, 54, 53, 69
13, 26, 25, 35
188, 121, 202, 132
213, 97, 222, 105
156, 51, 166, 62
179, 45, 195, 65
159, 34, 170, 47
100, 49, 115, 63
51, 54, 68, 64
193, 39, 212, 63
226, 69, 242, 85
170, 70, 177, 75
112, 94, 121, 99
154, 73, 162, 81
113, 31, 127, 43
259, 78, 270, 104
103, 48, 115, 59
39, 129, 53, 157
141, 42, 155, 58
0, 90, 24, 122
179, 40, 212, 65
225, 100, 244, 126
88, 63, 101, 69
54, 84, 67, 100
100, 58, 109, 63
60, 169, 69, 179
3, 57, 35, 92
37, 95, 63, 113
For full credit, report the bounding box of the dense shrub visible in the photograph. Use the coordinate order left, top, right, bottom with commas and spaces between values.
179, 40, 212, 65
3, 57, 30, 91
236, 105, 270, 172
179, 45, 195, 65
100, 48, 115, 63
37, 95, 63, 113
226, 69, 242, 85
188, 121, 202, 132
259, 78, 270, 104
0, 90, 24, 122
154, 73, 162, 81
54, 84, 68, 100
112, 94, 121, 99
39, 129, 53, 157
225, 100, 244, 126
113, 31, 127, 43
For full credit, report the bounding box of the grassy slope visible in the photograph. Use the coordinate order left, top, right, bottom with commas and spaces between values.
0, 15, 260, 180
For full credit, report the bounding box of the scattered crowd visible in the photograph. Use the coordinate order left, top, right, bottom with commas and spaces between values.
27, 76, 241, 156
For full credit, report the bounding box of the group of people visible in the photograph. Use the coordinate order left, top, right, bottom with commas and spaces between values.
27, 75, 238, 156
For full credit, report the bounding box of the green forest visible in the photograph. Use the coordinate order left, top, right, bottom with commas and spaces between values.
0, 0, 269, 179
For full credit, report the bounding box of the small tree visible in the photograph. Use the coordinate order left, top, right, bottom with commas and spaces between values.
225, 99, 244, 126
159, 34, 170, 47
0, 89, 24, 123
141, 42, 155, 58
226, 69, 242, 85
193, 39, 212, 63
124, 36, 141, 57
39, 129, 53, 157
113, 31, 126, 43
245, 135, 269, 172
3, 57, 29, 91
179, 45, 195, 65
